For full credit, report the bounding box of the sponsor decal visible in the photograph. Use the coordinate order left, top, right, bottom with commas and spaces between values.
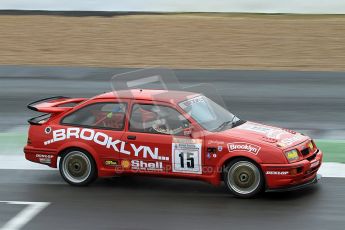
121, 160, 131, 169
35, 154, 53, 164
207, 140, 225, 145
227, 142, 261, 155
218, 146, 223, 152
266, 130, 285, 139
238, 123, 288, 140
206, 147, 217, 158
278, 135, 304, 146
206, 152, 211, 159
183, 130, 192, 136
172, 138, 202, 174
238, 123, 273, 134
104, 160, 118, 166
131, 160, 163, 171
44, 128, 169, 161
266, 171, 289, 175
35, 154, 53, 158
207, 147, 217, 153
179, 96, 205, 109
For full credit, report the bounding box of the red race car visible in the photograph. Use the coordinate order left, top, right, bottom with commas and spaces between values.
24, 89, 322, 198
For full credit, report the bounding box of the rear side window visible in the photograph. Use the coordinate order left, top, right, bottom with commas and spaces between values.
61, 102, 127, 130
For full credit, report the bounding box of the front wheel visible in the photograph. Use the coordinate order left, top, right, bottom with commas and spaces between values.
59, 149, 97, 186
224, 159, 264, 198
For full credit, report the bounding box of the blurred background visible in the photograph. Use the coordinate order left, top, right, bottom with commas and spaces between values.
0, 1, 344, 230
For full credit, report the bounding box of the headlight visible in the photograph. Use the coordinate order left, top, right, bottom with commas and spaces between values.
308, 141, 314, 151
308, 142, 314, 150
285, 149, 300, 163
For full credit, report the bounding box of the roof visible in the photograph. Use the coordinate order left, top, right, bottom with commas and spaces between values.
93, 89, 200, 104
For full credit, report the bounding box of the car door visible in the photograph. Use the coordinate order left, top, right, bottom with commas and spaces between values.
59, 99, 129, 169
121, 100, 204, 175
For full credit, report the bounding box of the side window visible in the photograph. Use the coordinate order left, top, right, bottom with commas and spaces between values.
129, 104, 190, 135
61, 102, 127, 130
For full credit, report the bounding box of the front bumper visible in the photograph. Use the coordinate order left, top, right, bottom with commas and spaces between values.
262, 149, 323, 190
267, 174, 321, 192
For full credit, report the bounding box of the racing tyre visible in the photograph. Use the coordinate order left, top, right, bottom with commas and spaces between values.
59, 149, 97, 186
224, 158, 264, 198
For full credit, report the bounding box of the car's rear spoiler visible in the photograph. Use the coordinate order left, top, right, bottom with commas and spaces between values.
27, 96, 87, 113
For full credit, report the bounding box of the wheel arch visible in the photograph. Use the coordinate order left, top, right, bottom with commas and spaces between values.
222, 156, 266, 198
217, 153, 265, 184
58, 146, 98, 186
57, 142, 100, 171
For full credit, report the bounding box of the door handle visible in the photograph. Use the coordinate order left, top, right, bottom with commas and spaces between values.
127, 135, 136, 140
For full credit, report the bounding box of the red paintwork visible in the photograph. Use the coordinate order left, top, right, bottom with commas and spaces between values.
33, 98, 86, 113
24, 89, 323, 190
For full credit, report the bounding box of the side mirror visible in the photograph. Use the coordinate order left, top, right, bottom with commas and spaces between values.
183, 125, 193, 137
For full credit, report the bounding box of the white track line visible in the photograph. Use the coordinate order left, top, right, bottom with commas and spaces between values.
318, 162, 345, 178
0, 201, 50, 230
0, 155, 344, 178
0, 155, 55, 170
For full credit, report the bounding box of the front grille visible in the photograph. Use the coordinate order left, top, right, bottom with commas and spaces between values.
306, 151, 318, 161
301, 148, 310, 156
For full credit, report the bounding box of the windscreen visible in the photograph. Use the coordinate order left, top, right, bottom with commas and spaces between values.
179, 95, 238, 131
110, 67, 239, 134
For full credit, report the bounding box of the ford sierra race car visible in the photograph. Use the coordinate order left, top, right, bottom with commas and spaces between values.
24, 89, 322, 198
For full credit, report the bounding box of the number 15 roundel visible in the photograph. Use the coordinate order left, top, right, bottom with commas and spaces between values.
172, 138, 202, 174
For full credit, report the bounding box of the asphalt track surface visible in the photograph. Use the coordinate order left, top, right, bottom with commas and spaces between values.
0, 66, 345, 229
0, 170, 344, 230
1, 66, 345, 139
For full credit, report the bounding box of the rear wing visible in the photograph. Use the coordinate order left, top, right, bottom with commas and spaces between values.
27, 96, 86, 113
27, 96, 87, 125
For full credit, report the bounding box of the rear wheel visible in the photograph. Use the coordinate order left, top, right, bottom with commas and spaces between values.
224, 159, 264, 198
59, 149, 97, 186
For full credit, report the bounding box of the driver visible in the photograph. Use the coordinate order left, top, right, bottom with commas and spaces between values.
148, 106, 184, 135
151, 118, 183, 135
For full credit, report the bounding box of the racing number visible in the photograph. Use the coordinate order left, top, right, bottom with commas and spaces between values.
172, 140, 202, 174
178, 152, 195, 169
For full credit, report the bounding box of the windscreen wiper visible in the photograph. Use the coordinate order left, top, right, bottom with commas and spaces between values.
232, 119, 246, 128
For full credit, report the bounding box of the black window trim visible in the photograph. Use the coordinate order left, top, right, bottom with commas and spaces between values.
60, 102, 128, 131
